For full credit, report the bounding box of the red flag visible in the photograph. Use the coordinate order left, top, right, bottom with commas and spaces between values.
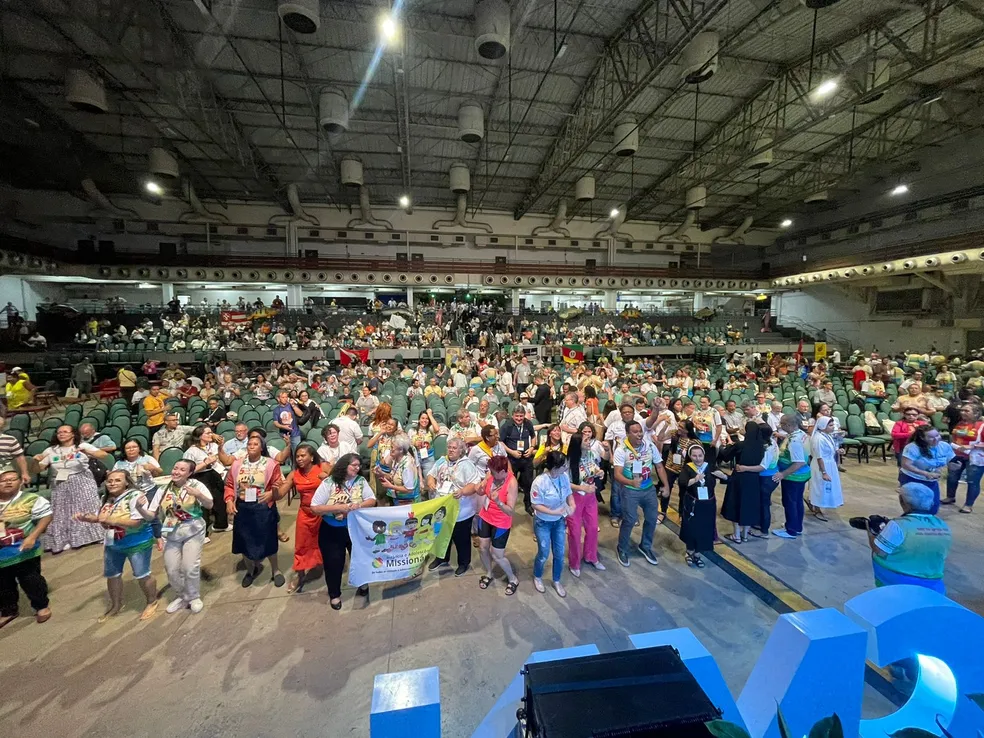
795, 338, 803, 363
220, 310, 250, 329
340, 348, 370, 366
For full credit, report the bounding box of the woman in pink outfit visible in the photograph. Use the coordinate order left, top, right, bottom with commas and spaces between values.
891, 407, 928, 466
565, 423, 608, 577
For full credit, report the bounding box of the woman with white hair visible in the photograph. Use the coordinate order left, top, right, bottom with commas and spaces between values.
377, 433, 421, 505
808, 416, 843, 521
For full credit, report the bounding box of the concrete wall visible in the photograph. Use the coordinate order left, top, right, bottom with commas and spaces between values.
773, 286, 966, 354
0, 275, 62, 323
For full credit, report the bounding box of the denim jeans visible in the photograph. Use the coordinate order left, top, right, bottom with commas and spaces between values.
618, 485, 659, 555
945, 456, 974, 502
533, 517, 566, 582
759, 476, 777, 533
780, 479, 806, 536
962, 464, 984, 508
609, 480, 623, 520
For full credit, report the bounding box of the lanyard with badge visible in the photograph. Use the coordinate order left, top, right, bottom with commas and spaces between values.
51, 446, 81, 483
690, 464, 710, 500
438, 459, 458, 497
101, 492, 132, 544
624, 440, 651, 483
239, 460, 264, 502
161, 483, 193, 533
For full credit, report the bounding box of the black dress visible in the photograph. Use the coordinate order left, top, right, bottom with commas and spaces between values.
678, 463, 717, 552
719, 422, 765, 527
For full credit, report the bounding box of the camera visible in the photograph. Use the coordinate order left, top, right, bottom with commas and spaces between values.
849, 514, 889, 535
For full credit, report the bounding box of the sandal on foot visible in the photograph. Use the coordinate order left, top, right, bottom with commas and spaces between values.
725, 534, 742, 544
959, 506, 973, 514
478, 575, 493, 589
504, 581, 518, 596
692, 554, 705, 569
941, 498, 957, 505
0, 614, 17, 629
277, 531, 290, 542
813, 510, 829, 522
747, 530, 768, 539
684, 552, 695, 567
656, 512, 666, 525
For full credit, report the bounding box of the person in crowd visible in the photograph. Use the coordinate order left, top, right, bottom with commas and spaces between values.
377, 433, 421, 505
135, 459, 213, 614
935, 365, 956, 393
565, 423, 607, 577
899, 425, 953, 514
143, 385, 168, 430
251, 373, 274, 401
476, 456, 519, 595
807, 416, 843, 521
356, 386, 380, 421
677, 445, 727, 568
0, 470, 52, 627
944, 402, 984, 512
663, 421, 701, 510
79, 421, 117, 454
500, 404, 536, 514
612, 420, 668, 567
0, 417, 30, 485
722, 422, 769, 543
944, 388, 977, 433
772, 414, 811, 539
531, 374, 553, 425
892, 382, 930, 415
310, 453, 373, 609
868, 482, 951, 593
4, 367, 34, 410
224, 435, 286, 588
317, 424, 356, 470
449, 407, 482, 445
427, 437, 481, 576
196, 397, 227, 429
279, 444, 326, 593
183, 426, 229, 534
891, 407, 928, 466
152, 412, 192, 459
33, 425, 103, 552
469, 424, 507, 478
75, 470, 158, 622
272, 389, 302, 452
111, 439, 162, 496
367, 415, 398, 503
409, 409, 445, 480
533, 424, 564, 469
117, 364, 138, 404
557, 392, 588, 446
691, 395, 724, 451
71, 357, 98, 397
529, 450, 575, 597
333, 406, 365, 450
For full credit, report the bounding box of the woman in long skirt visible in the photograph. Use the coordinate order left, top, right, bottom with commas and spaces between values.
224, 436, 286, 587
721, 421, 768, 543
678, 445, 727, 567
279, 443, 326, 592
33, 425, 103, 551
808, 416, 843, 521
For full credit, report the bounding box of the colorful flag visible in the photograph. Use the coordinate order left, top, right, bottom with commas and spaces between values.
219, 310, 250, 329
347, 495, 460, 585
814, 341, 827, 361
562, 344, 585, 363
339, 348, 370, 366
795, 338, 804, 363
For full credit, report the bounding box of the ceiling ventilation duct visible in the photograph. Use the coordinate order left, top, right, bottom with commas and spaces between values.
319, 88, 349, 134
287, 184, 319, 226
575, 175, 595, 201
594, 204, 633, 242
804, 190, 830, 205
449, 162, 471, 194
861, 56, 890, 104
713, 215, 754, 244
348, 187, 393, 230
680, 32, 719, 84
148, 147, 180, 180
747, 137, 773, 169
475, 0, 510, 60
81, 178, 137, 218
340, 157, 364, 187
658, 210, 696, 243
434, 164, 492, 232
277, 0, 319, 34
685, 185, 707, 210
613, 118, 639, 156
801, 0, 843, 8
66, 69, 108, 113
458, 103, 484, 143
179, 180, 229, 223
532, 200, 570, 237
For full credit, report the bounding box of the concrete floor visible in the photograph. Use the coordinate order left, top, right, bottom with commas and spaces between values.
1, 457, 979, 737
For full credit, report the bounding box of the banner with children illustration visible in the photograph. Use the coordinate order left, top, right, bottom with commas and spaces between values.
347, 495, 460, 586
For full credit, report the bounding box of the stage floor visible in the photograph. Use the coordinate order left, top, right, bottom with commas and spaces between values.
1, 457, 979, 737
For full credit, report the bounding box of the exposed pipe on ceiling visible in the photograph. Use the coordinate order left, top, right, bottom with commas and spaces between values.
531, 199, 570, 237
713, 215, 755, 244
179, 180, 229, 223
81, 178, 139, 218
347, 186, 393, 229
657, 210, 696, 243
433, 193, 493, 232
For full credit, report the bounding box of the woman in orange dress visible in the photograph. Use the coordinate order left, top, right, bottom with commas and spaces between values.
279, 443, 327, 593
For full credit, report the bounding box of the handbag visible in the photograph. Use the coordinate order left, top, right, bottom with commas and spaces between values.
65, 381, 80, 399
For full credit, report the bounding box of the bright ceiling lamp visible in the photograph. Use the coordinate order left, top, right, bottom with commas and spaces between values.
145, 180, 163, 195
780, 218, 793, 228
609, 208, 620, 218
890, 184, 909, 196
812, 78, 838, 99
398, 195, 410, 208
379, 13, 398, 45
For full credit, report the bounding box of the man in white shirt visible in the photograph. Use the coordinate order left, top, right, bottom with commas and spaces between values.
557, 392, 588, 446
612, 421, 668, 567
333, 407, 365, 450
515, 357, 532, 396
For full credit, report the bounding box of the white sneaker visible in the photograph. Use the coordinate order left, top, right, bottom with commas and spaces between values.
188, 598, 204, 614
553, 582, 567, 598
166, 597, 187, 614
203, 536, 211, 545
588, 560, 607, 571
569, 567, 581, 578
533, 577, 545, 593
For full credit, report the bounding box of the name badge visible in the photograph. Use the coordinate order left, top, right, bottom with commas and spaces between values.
438, 481, 454, 497
104, 529, 117, 546
516, 440, 526, 452
245, 486, 259, 503
419, 447, 431, 459
672, 453, 682, 465
697, 486, 709, 501
631, 459, 643, 475
55, 468, 70, 483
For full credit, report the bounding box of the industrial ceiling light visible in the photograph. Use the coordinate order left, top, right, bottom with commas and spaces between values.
812, 78, 838, 99
145, 180, 163, 195
399, 195, 411, 208
379, 13, 398, 45
780, 218, 793, 228
890, 184, 909, 196
609, 208, 620, 219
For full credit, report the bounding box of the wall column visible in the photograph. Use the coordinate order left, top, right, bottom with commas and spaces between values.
603, 289, 618, 310
286, 284, 303, 309
511, 288, 520, 314
693, 292, 705, 311
161, 282, 174, 304
406, 287, 414, 309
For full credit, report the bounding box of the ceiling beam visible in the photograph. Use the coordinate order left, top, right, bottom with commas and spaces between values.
511, 0, 730, 220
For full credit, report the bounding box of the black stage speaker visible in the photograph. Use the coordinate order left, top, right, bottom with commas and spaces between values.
585, 258, 597, 273
760, 261, 771, 278
77, 239, 95, 258
159, 242, 177, 260
520, 646, 720, 737
97, 239, 115, 256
